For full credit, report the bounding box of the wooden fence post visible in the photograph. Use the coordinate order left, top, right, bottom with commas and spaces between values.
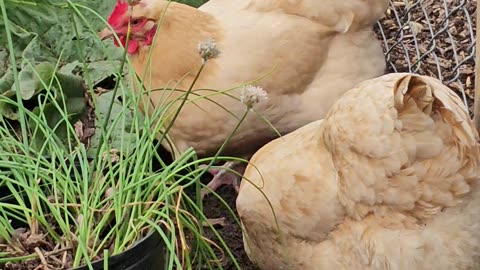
473, 7, 480, 130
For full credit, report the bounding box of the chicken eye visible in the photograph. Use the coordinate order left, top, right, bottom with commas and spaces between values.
130, 18, 142, 26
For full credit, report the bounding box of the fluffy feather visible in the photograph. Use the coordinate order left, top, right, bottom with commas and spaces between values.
237, 73, 480, 269
101, 0, 387, 159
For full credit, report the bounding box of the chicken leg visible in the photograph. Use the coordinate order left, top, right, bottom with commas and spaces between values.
200, 161, 247, 199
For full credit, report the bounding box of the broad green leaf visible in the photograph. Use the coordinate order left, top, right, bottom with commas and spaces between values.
0, 69, 14, 94
65, 96, 87, 117
54, 71, 86, 99
87, 91, 137, 157
11, 61, 55, 100
31, 95, 86, 130
1, 0, 122, 81
59, 61, 81, 75
177, 0, 209, 7
83, 60, 125, 86
0, 49, 8, 77
16, 62, 37, 100
0, 90, 19, 120
29, 94, 87, 148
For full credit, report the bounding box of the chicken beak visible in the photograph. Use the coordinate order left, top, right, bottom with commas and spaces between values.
98, 27, 114, 40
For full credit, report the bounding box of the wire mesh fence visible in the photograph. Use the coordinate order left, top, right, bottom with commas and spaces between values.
374, 0, 476, 114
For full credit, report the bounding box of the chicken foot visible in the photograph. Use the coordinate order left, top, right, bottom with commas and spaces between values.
203, 217, 227, 227
199, 161, 247, 199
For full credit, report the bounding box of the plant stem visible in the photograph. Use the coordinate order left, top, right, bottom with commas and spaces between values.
155, 63, 206, 149
195, 109, 249, 182
90, 13, 133, 176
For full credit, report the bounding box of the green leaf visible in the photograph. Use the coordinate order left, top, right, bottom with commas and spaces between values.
30, 68, 87, 138
29, 94, 86, 147
1, 0, 122, 84
59, 61, 81, 75
83, 60, 125, 86
65, 97, 87, 116
54, 71, 86, 99
0, 49, 8, 77
0, 90, 19, 120
31, 95, 86, 129
176, 0, 209, 7
0, 69, 14, 94
0, 0, 130, 147
11, 61, 55, 100
16, 63, 37, 100
87, 91, 138, 158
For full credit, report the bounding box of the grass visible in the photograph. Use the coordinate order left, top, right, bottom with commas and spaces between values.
0, 0, 248, 269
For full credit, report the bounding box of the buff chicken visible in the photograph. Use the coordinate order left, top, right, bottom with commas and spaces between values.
237, 73, 480, 269
100, 0, 387, 197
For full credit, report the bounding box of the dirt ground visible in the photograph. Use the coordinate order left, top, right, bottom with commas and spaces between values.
202, 185, 259, 270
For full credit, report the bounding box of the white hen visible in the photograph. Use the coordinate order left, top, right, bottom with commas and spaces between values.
237, 73, 480, 270
101, 0, 388, 197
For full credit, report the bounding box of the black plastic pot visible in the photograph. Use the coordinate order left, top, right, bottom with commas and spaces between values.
73, 230, 168, 270
1, 192, 168, 270
0, 158, 169, 270
1, 188, 168, 270
0, 157, 89, 227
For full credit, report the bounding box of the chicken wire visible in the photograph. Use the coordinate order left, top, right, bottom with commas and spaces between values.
374, 0, 477, 114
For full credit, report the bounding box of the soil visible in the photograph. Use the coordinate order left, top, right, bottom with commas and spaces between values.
202, 185, 259, 270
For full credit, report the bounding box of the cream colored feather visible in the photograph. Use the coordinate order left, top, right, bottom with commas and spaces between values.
118, 0, 387, 158
237, 73, 480, 270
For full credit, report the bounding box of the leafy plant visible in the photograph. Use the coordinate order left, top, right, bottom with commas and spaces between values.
176, 0, 209, 7
0, 0, 123, 144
